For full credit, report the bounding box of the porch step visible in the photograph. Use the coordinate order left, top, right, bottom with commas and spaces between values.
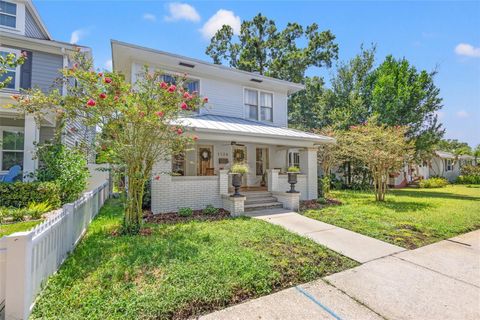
243, 191, 273, 198
244, 197, 278, 205
244, 202, 284, 212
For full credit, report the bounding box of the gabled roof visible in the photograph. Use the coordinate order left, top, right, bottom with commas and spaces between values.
435, 151, 455, 159
26, 0, 51, 40
173, 114, 334, 143
111, 40, 305, 95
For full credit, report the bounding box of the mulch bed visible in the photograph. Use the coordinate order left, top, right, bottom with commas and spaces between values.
143, 208, 231, 224
300, 198, 342, 211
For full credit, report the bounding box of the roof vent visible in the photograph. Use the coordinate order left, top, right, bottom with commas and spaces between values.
179, 61, 195, 68
250, 78, 263, 83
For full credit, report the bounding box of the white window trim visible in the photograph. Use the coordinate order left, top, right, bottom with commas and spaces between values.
0, 46, 21, 91
243, 87, 274, 123
0, 0, 25, 34
287, 149, 300, 169
444, 159, 453, 172
0, 126, 25, 173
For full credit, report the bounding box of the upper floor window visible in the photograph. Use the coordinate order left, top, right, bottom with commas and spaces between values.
160, 74, 199, 93
0, 0, 16, 28
245, 89, 273, 122
0, 48, 20, 90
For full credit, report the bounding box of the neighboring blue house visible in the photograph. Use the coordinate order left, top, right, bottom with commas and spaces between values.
0, 0, 92, 180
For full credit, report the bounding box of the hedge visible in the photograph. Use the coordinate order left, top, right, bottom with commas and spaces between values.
0, 182, 61, 208
418, 177, 449, 188
456, 175, 480, 185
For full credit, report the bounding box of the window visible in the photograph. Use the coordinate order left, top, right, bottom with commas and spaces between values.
444, 159, 453, 172
256, 148, 269, 175
1, 130, 24, 171
0, 49, 20, 90
288, 150, 300, 169
245, 89, 273, 122
0, 1, 16, 28
172, 152, 185, 176
160, 74, 199, 93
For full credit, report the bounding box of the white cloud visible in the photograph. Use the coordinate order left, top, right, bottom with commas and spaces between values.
456, 110, 469, 118
454, 43, 480, 58
165, 2, 200, 22
69, 29, 88, 44
105, 59, 112, 71
143, 13, 156, 22
200, 9, 241, 40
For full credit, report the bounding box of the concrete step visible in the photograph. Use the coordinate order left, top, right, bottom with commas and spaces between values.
245, 197, 278, 205
243, 192, 272, 198
244, 202, 284, 212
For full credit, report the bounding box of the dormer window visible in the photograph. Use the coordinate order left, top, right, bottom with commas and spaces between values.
245, 88, 273, 122
0, 0, 16, 28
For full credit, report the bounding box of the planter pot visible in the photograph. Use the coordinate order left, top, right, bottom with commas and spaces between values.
231, 173, 243, 197
287, 172, 299, 193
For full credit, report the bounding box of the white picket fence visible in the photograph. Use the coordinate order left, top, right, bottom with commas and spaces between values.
0, 181, 110, 320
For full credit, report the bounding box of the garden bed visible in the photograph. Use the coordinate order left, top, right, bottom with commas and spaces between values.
143, 208, 230, 224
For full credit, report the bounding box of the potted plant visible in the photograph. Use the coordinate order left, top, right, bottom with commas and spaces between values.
230, 164, 249, 197
287, 166, 300, 193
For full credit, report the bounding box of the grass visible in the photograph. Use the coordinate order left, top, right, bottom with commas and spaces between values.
304, 185, 480, 249
31, 198, 356, 319
0, 220, 41, 237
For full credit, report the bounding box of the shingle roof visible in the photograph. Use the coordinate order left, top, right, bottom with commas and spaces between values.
173, 114, 334, 143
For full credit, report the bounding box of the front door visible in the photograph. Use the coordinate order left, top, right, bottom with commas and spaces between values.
232, 145, 247, 186
197, 145, 214, 176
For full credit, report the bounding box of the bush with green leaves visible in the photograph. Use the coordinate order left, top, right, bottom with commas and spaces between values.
0, 182, 61, 208
0, 202, 52, 222
230, 164, 249, 174
36, 143, 89, 204
419, 177, 448, 188
456, 175, 480, 185
203, 205, 218, 215
287, 166, 301, 173
178, 207, 193, 217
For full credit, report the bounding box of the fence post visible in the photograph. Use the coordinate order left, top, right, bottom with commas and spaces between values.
63, 204, 75, 252
5, 232, 33, 320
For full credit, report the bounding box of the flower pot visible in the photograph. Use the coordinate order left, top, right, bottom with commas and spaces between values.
231, 173, 243, 197
287, 172, 299, 193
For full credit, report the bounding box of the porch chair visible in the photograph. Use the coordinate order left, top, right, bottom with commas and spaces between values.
0, 165, 22, 183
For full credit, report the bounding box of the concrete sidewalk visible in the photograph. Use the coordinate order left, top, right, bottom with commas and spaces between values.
248, 209, 405, 262
200, 224, 480, 320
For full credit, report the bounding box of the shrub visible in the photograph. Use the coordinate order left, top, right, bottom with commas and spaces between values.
456, 175, 480, 185
230, 164, 249, 174
460, 165, 480, 176
178, 207, 193, 217
203, 205, 218, 215
26, 202, 53, 219
0, 182, 61, 208
287, 166, 301, 173
36, 143, 89, 204
419, 177, 448, 188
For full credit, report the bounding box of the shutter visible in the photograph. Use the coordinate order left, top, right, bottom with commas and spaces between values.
20, 51, 33, 89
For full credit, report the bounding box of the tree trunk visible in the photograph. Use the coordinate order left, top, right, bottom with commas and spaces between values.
123, 166, 146, 234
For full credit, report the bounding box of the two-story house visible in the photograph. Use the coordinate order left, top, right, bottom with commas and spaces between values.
112, 40, 334, 214
0, 0, 91, 180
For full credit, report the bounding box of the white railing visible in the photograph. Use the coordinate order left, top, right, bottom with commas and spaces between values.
0, 181, 110, 320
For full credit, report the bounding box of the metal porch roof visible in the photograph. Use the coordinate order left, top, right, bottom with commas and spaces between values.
173, 114, 334, 143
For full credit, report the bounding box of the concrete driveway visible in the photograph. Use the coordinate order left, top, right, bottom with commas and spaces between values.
201, 225, 480, 320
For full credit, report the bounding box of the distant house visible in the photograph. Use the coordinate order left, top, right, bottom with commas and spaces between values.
389, 151, 477, 187
0, 0, 92, 180
111, 40, 334, 215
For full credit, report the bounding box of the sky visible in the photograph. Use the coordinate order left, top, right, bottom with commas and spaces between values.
34, 0, 480, 147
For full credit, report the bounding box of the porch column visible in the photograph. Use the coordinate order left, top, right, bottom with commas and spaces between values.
219, 169, 229, 195
23, 115, 39, 181
267, 169, 279, 192
303, 147, 318, 200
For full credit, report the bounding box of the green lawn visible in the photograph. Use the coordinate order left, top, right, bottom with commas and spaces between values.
31, 199, 356, 319
0, 220, 41, 237
304, 185, 480, 249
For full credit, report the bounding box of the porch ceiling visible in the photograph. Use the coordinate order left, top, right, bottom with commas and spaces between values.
174, 115, 334, 145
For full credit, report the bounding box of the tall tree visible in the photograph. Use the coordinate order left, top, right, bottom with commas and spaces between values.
206, 13, 338, 83
437, 139, 473, 155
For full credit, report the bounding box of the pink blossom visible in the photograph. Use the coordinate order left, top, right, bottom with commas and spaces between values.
99, 93, 107, 99
114, 96, 119, 102
192, 135, 198, 141
183, 92, 191, 99
181, 102, 188, 110
168, 85, 176, 93
160, 82, 168, 89
86, 99, 96, 107
176, 128, 183, 135
155, 111, 164, 117
138, 111, 145, 117
154, 175, 160, 180
104, 77, 112, 84
203, 97, 209, 103
98, 72, 103, 77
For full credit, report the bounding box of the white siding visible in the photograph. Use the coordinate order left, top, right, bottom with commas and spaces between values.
25, 8, 47, 39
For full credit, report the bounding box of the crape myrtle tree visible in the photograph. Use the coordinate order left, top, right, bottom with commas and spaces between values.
0, 50, 26, 89
10, 50, 206, 234
336, 118, 414, 201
